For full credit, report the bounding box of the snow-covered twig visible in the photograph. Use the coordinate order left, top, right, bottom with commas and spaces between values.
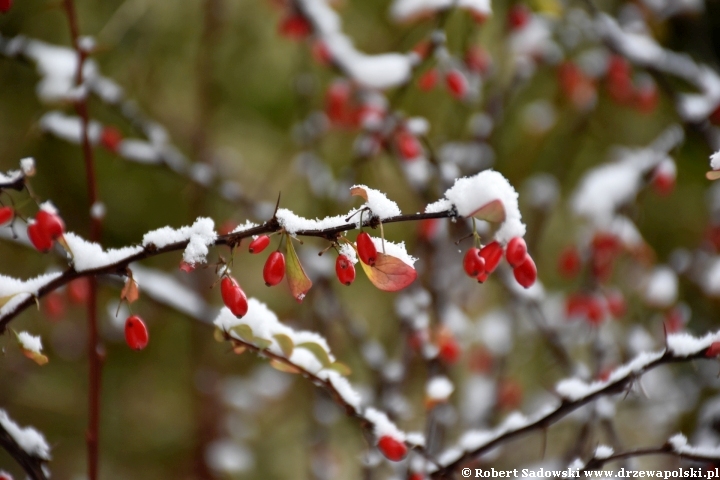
430, 331, 720, 478
0, 409, 50, 480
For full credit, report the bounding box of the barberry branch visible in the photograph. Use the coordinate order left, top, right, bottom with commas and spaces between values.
578, 444, 720, 473
430, 341, 720, 478
0, 422, 48, 480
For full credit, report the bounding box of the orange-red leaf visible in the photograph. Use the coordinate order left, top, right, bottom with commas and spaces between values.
349, 186, 369, 201
286, 238, 312, 302
359, 252, 417, 292
468, 199, 505, 223
707, 170, 720, 181
121, 276, 139, 304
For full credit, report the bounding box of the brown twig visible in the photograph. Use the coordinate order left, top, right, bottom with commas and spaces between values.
0, 421, 48, 480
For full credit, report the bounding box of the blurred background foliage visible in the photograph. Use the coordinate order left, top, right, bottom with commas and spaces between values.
2, 0, 720, 479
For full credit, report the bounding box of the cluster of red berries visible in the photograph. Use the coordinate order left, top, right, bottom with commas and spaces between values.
43, 278, 91, 320
565, 290, 626, 326
417, 67, 469, 99
463, 237, 537, 288
605, 55, 659, 114
124, 314, 149, 350
325, 80, 386, 130
28, 207, 65, 253
278, 13, 312, 40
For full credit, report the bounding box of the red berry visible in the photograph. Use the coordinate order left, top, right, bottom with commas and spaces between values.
635, 83, 658, 114
221, 276, 249, 318
0, 0, 12, 13
479, 241, 503, 273
395, 131, 422, 161
278, 14, 311, 40
558, 245, 581, 279
445, 69, 468, 99
263, 251, 286, 286
0, 206, 13, 226
67, 278, 90, 304
652, 171, 675, 196
249, 235, 271, 254
44, 291, 66, 321
710, 104, 720, 125
356, 232, 377, 266
438, 333, 461, 364
218, 221, 237, 235
124, 315, 149, 350
605, 290, 626, 318
377, 435, 407, 462
409, 473, 425, 480
335, 254, 356, 286
28, 221, 53, 252
311, 41, 332, 65
585, 297, 605, 325
706, 342, 720, 358
468, 346, 493, 373
513, 254, 537, 288
36, 209, 65, 239
505, 237, 527, 267
497, 379, 523, 410
418, 69, 438, 91
418, 218, 439, 241
507, 4, 531, 30
325, 81, 353, 126
179, 261, 195, 273
476, 270, 489, 283
100, 126, 123, 153
463, 247, 485, 277
465, 46, 491, 74
606, 56, 633, 105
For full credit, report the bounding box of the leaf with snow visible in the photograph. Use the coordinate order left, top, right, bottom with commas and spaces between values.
349, 185, 401, 220
360, 252, 418, 292
285, 238, 312, 303
328, 361, 352, 376
296, 342, 332, 368
273, 333, 294, 357
15, 331, 48, 366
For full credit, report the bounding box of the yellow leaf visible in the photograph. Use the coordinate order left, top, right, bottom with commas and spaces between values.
270, 359, 301, 374
296, 342, 332, 367
328, 362, 352, 376
230, 324, 254, 342
273, 333, 294, 357
285, 238, 312, 303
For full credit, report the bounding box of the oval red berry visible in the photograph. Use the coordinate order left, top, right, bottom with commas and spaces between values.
335, 254, 356, 286
36, 209, 65, 239
0, 206, 13, 226
505, 237, 527, 267
125, 315, 149, 350
463, 247, 485, 277
28, 221, 53, 252
513, 254, 537, 288
221, 276, 248, 318
377, 435, 407, 462
479, 241, 503, 273
263, 251, 285, 286
249, 235, 270, 254
356, 232, 377, 266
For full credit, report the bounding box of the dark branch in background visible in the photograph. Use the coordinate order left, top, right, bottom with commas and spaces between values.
580, 444, 720, 473
431, 347, 717, 478
59, 1, 103, 478
0, 423, 48, 480
0, 208, 456, 333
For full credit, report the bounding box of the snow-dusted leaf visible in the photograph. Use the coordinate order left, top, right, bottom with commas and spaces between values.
468, 199, 505, 223
230, 324, 254, 343
328, 361, 352, 376
359, 252, 418, 292
120, 277, 139, 304
270, 359, 301, 374
296, 342, 332, 367
286, 238, 312, 303
253, 337, 272, 350
273, 333, 294, 357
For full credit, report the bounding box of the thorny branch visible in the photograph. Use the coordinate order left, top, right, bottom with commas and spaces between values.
0, 422, 48, 480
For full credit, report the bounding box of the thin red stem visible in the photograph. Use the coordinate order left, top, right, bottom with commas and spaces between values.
61, 1, 103, 478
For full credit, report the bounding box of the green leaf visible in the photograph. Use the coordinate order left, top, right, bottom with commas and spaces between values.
359, 252, 417, 292
230, 324, 254, 342
253, 337, 272, 350
213, 328, 226, 343
270, 359, 301, 374
273, 333, 294, 357
328, 361, 352, 376
285, 238, 313, 303
296, 342, 332, 368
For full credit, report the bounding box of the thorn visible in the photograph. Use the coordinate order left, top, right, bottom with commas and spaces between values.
273, 191, 282, 217
454, 232, 474, 246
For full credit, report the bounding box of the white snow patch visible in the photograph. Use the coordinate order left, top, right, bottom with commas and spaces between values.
643, 266, 678, 308
426, 376, 454, 401
364, 407, 406, 441
0, 409, 51, 460
351, 185, 401, 220
64, 232, 143, 272
142, 217, 217, 266
17, 331, 42, 353
594, 444, 614, 459
369, 236, 417, 266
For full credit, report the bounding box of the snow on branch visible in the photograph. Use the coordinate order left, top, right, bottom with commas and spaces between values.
213, 299, 427, 454
0, 409, 50, 480
429, 330, 720, 478
0, 157, 35, 191
575, 435, 720, 473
